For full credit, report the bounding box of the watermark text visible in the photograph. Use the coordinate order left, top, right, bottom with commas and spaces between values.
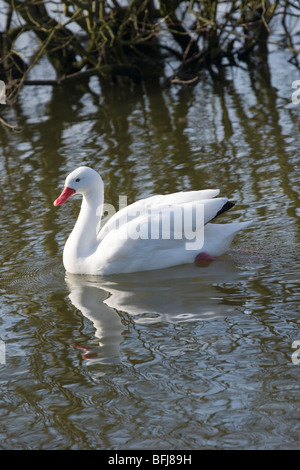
291, 80, 300, 105
0, 81, 6, 104
98, 196, 205, 250
0, 340, 5, 364
291, 340, 300, 365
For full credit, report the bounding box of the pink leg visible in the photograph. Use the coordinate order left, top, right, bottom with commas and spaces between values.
194, 252, 215, 267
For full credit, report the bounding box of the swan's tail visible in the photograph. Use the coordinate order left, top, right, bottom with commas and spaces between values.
202, 221, 252, 257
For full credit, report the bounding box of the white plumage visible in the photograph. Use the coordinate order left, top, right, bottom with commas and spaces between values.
54, 166, 251, 275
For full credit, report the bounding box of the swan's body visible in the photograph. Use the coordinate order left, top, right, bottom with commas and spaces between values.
54, 166, 251, 275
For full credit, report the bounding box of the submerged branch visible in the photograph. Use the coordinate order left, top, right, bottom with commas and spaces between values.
0, 114, 22, 131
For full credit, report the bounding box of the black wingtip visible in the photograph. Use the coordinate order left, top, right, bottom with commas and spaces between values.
213, 201, 235, 220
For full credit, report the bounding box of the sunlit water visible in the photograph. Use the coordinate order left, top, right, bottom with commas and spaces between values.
0, 48, 300, 449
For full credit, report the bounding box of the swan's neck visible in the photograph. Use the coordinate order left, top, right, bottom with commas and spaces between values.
64, 187, 104, 263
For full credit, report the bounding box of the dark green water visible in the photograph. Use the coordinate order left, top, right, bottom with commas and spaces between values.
0, 49, 300, 449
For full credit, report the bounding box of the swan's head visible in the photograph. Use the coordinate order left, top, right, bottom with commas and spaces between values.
53, 166, 103, 206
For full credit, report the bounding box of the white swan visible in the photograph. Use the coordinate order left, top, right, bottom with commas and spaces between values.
53, 166, 251, 275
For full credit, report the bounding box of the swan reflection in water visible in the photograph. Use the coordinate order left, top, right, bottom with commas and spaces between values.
65, 253, 246, 365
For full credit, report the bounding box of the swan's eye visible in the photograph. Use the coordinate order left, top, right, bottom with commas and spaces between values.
75, 178, 80, 182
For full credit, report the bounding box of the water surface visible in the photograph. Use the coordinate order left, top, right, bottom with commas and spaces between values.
0, 49, 300, 449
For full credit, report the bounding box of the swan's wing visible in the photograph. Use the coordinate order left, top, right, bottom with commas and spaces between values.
96, 216, 193, 275
98, 189, 221, 241
96, 219, 252, 275
96, 198, 234, 271
142, 189, 220, 207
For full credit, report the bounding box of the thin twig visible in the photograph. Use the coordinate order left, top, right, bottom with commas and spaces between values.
0, 114, 22, 132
